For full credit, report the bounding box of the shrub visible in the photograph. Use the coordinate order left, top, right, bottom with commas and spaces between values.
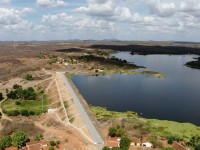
12, 131, 28, 148
29, 111, 35, 115
109, 127, 117, 137
15, 101, 21, 105
7, 110, 20, 116
21, 110, 29, 116
13, 84, 22, 89
116, 128, 126, 137
0, 92, 4, 101
50, 141, 56, 146
25, 74, 33, 80
55, 141, 60, 147
0, 135, 12, 149
49, 147, 54, 150
102, 146, 111, 150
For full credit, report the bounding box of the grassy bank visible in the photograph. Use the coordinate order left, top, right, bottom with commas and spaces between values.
90, 106, 200, 141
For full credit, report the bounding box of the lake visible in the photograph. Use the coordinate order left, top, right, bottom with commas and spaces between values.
72, 52, 200, 125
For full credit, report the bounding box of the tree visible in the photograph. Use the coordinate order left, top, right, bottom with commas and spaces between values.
109, 127, 117, 137
7, 90, 18, 99
120, 136, 131, 150
12, 131, 28, 148
0, 92, 3, 101
0, 135, 12, 149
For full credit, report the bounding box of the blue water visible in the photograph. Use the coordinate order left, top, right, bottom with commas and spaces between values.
72, 52, 200, 125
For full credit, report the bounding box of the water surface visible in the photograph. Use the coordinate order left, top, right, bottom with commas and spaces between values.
72, 52, 200, 125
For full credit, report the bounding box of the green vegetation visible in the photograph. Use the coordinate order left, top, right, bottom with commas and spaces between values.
102, 146, 110, 150
34, 134, 43, 141
76, 55, 138, 68
49, 147, 55, 150
2, 95, 48, 116
140, 71, 167, 78
166, 135, 183, 144
119, 136, 131, 150
7, 87, 37, 100
25, 74, 34, 80
12, 131, 28, 148
48, 58, 57, 65
187, 135, 200, 150
0, 136, 12, 149
148, 119, 200, 141
0, 92, 4, 101
108, 127, 126, 137
50, 141, 56, 146
90, 106, 200, 142
90, 106, 138, 121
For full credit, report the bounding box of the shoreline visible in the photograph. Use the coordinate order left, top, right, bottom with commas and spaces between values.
67, 76, 200, 130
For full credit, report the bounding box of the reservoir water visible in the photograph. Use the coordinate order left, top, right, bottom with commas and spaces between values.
72, 52, 200, 125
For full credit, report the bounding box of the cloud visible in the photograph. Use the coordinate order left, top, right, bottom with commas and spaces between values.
0, 0, 10, 4
0, 8, 32, 30
36, 0, 67, 8
75, 0, 115, 17
145, 0, 176, 17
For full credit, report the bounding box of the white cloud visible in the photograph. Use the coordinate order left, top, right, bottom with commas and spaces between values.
0, 8, 32, 31
75, 0, 115, 17
36, 0, 67, 8
145, 0, 176, 17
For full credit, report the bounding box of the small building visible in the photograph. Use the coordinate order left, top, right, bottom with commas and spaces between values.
47, 109, 57, 114
142, 142, 153, 148
141, 136, 153, 148
25, 140, 48, 150
107, 137, 121, 149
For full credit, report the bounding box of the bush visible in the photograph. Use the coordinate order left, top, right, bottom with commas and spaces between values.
109, 127, 117, 137
13, 84, 22, 89
15, 101, 21, 105
0, 135, 12, 149
116, 128, 126, 137
21, 110, 29, 116
25, 74, 33, 80
55, 141, 60, 147
29, 111, 35, 115
49, 147, 55, 150
50, 141, 56, 146
102, 146, 111, 150
12, 131, 28, 148
7, 110, 20, 116
0, 92, 4, 101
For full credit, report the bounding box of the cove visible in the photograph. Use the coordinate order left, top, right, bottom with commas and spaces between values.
72, 52, 200, 125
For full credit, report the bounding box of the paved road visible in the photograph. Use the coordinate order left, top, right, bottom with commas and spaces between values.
59, 72, 104, 145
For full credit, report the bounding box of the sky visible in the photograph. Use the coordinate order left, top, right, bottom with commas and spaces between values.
0, 0, 200, 41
